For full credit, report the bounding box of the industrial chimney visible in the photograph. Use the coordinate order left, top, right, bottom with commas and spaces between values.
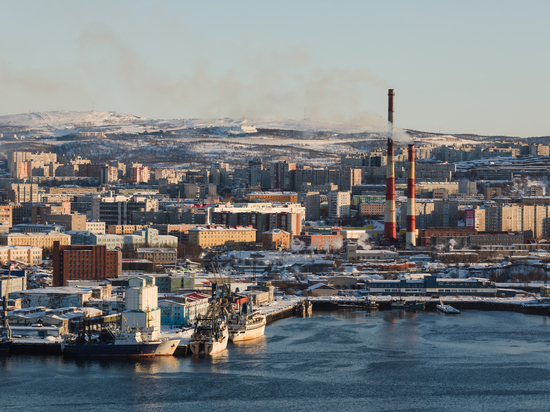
406, 144, 416, 248
384, 89, 396, 241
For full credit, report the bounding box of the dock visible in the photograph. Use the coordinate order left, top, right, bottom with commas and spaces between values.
259, 297, 300, 324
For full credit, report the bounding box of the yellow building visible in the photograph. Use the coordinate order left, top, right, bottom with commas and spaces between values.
246, 192, 298, 203
0, 232, 71, 249
188, 226, 257, 248
0, 246, 42, 266
107, 225, 147, 235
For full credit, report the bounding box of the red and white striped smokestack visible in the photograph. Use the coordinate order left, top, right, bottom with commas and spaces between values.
385, 89, 396, 241
406, 144, 416, 248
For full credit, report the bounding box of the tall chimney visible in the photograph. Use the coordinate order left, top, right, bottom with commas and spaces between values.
385, 89, 396, 241
406, 144, 416, 248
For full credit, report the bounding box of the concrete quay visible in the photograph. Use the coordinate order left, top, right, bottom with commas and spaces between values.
310, 295, 550, 316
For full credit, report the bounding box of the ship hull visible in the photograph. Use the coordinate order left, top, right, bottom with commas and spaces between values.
0, 339, 12, 355
62, 342, 160, 357
190, 327, 228, 355
229, 322, 265, 342
154, 339, 181, 356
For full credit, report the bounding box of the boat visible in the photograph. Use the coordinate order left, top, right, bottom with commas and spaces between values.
139, 326, 181, 356
61, 327, 161, 357
189, 302, 228, 355
228, 303, 266, 342
154, 337, 181, 356
0, 296, 12, 355
436, 299, 460, 314
294, 299, 313, 317
392, 299, 425, 311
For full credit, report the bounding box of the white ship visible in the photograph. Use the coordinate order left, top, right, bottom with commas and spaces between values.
189, 302, 228, 355
436, 299, 461, 314
228, 307, 266, 342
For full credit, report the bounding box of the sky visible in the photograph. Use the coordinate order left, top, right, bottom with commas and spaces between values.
0, 0, 549, 137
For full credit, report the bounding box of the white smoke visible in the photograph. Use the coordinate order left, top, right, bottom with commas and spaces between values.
332, 238, 343, 250
291, 239, 306, 253
449, 239, 457, 251
435, 243, 445, 251
357, 233, 372, 250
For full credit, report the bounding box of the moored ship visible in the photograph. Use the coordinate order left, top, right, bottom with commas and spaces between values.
1, 296, 12, 355
228, 304, 266, 342
61, 327, 161, 357
189, 302, 228, 355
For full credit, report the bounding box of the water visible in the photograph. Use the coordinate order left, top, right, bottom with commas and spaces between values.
2, 310, 550, 411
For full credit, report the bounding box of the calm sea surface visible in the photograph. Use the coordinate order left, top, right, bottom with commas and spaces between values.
2, 310, 550, 411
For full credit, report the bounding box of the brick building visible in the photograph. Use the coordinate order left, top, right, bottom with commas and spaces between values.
53, 242, 122, 286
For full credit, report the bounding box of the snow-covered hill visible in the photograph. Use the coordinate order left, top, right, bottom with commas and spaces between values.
0, 110, 390, 138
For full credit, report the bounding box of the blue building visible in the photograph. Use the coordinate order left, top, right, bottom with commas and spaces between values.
368, 275, 497, 296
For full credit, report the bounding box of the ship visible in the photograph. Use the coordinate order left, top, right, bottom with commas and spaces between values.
295, 299, 313, 317
189, 301, 228, 355
392, 299, 426, 311
436, 299, 460, 314
61, 327, 161, 357
228, 303, 266, 342
0, 296, 12, 355
139, 326, 181, 356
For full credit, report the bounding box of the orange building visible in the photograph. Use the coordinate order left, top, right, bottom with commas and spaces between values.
261, 229, 291, 250
360, 202, 385, 216
246, 192, 298, 203
294, 231, 344, 251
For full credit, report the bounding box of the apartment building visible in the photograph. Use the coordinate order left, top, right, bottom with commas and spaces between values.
53, 242, 122, 286
188, 226, 257, 248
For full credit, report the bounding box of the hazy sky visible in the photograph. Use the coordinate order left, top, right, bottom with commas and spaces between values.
1, 0, 549, 137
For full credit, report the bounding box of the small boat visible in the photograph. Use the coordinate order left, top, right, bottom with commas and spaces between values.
189, 302, 228, 355
61, 327, 161, 357
436, 299, 460, 314
228, 303, 266, 342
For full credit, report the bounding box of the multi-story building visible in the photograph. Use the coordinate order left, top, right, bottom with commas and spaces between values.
328, 191, 351, 219
107, 225, 147, 235
305, 192, 321, 221
188, 226, 257, 248
270, 161, 296, 191
360, 202, 385, 217
340, 168, 362, 192
210, 203, 304, 239
53, 242, 122, 286
91, 195, 158, 226
294, 231, 343, 251
45, 213, 87, 231
0, 205, 13, 227
248, 157, 263, 187
12, 224, 66, 234
7, 183, 39, 204
261, 229, 291, 250
246, 192, 298, 203
85, 220, 106, 234
0, 232, 71, 249
129, 167, 151, 184
0, 246, 42, 266
31, 203, 70, 224
464, 207, 486, 232
133, 248, 177, 268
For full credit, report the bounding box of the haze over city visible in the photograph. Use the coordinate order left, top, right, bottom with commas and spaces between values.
1, 0, 549, 137
3, 2, 550, 411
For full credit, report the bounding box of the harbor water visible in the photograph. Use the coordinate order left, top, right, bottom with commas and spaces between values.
2, 310, 550, 411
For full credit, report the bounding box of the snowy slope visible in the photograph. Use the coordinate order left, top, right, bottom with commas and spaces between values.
0, 110, 387, 137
